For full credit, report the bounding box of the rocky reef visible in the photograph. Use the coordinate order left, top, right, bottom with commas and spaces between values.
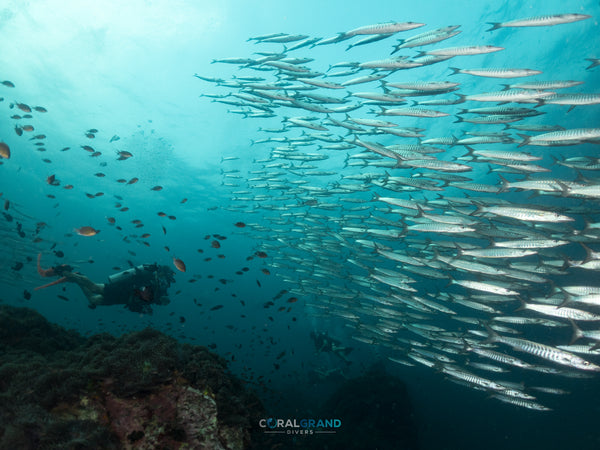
0, 305, 263, 449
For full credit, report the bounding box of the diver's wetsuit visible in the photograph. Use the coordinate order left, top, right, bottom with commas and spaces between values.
100, 264, 172, 314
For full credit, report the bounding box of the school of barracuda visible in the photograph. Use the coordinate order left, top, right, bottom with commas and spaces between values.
197, 13, 600, 411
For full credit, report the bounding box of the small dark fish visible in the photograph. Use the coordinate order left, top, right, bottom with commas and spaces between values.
162, 226, 167, 234
210, 305, 224, 311
276, 351, 286, 360
1, 80, 15, 87
287, 297, 299, 303
242, 267, 249, 272
273, 289, 288, 300
211, 240, 220, 248
81, 145, 94, 152
16, 102, 31, 113
157, 211, 166, 217
117, 150, 133, 160
11, 262, 23, 271
53, 250, 64, 257
179, 316, 186, 323
34, 106, 47, 113
151, 186, 163, 191
94, 172, 105, 177
262, 268, 271, 275
87, 128, 98, 133
57, 295, 69, 301
256, 279, 262, 287
255, 251, 268, 258
110, 135, 120, 142
180, 198, 188, 204
23, 290, 31, 300
46, 174, 59, 186
234, 222, 246, 228
14, 125, 22, 136
3, 212, 12, 222
61, 147, 70, 151
263, 301, 274, 308
127, 177, 138, 184
168, 215, 176, 220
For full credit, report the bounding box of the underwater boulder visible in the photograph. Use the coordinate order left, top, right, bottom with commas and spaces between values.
318, 364, 419, 450
0, 305, 262, 449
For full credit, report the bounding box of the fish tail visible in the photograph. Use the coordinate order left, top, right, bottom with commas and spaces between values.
516, 133, 531, 148
568, 319, 584, 345
482, 322, 500, 345
486, 22, 502, 32
448, 67, 461, 76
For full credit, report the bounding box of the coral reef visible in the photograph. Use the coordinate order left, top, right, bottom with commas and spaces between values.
0, 305, 263, 449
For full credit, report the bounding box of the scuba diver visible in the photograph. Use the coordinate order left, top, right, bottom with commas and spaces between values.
310, 331, 353, 363
36, 254, 175, 314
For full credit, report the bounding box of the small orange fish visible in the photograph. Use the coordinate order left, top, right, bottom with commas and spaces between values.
75, 226, 99, 236
261, 268, 271, 275
157, 212, 166, 217
234, 222, 246, 228
173, 257, 186, 272
107, 217, 116, 224
255, 251, 268, 258
127, 177, 138, 184
287, 297, 298, 303
141, 233, 151, 238
211, 240, 220, 249
0, 142, 10, 159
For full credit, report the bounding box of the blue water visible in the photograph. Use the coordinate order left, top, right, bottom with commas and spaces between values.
1, 0, 600, 448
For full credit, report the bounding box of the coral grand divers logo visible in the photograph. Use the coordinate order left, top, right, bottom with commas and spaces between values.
259, 417, 341, 435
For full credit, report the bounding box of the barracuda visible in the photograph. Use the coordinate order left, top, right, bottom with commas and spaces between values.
484, 326, 600, 371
